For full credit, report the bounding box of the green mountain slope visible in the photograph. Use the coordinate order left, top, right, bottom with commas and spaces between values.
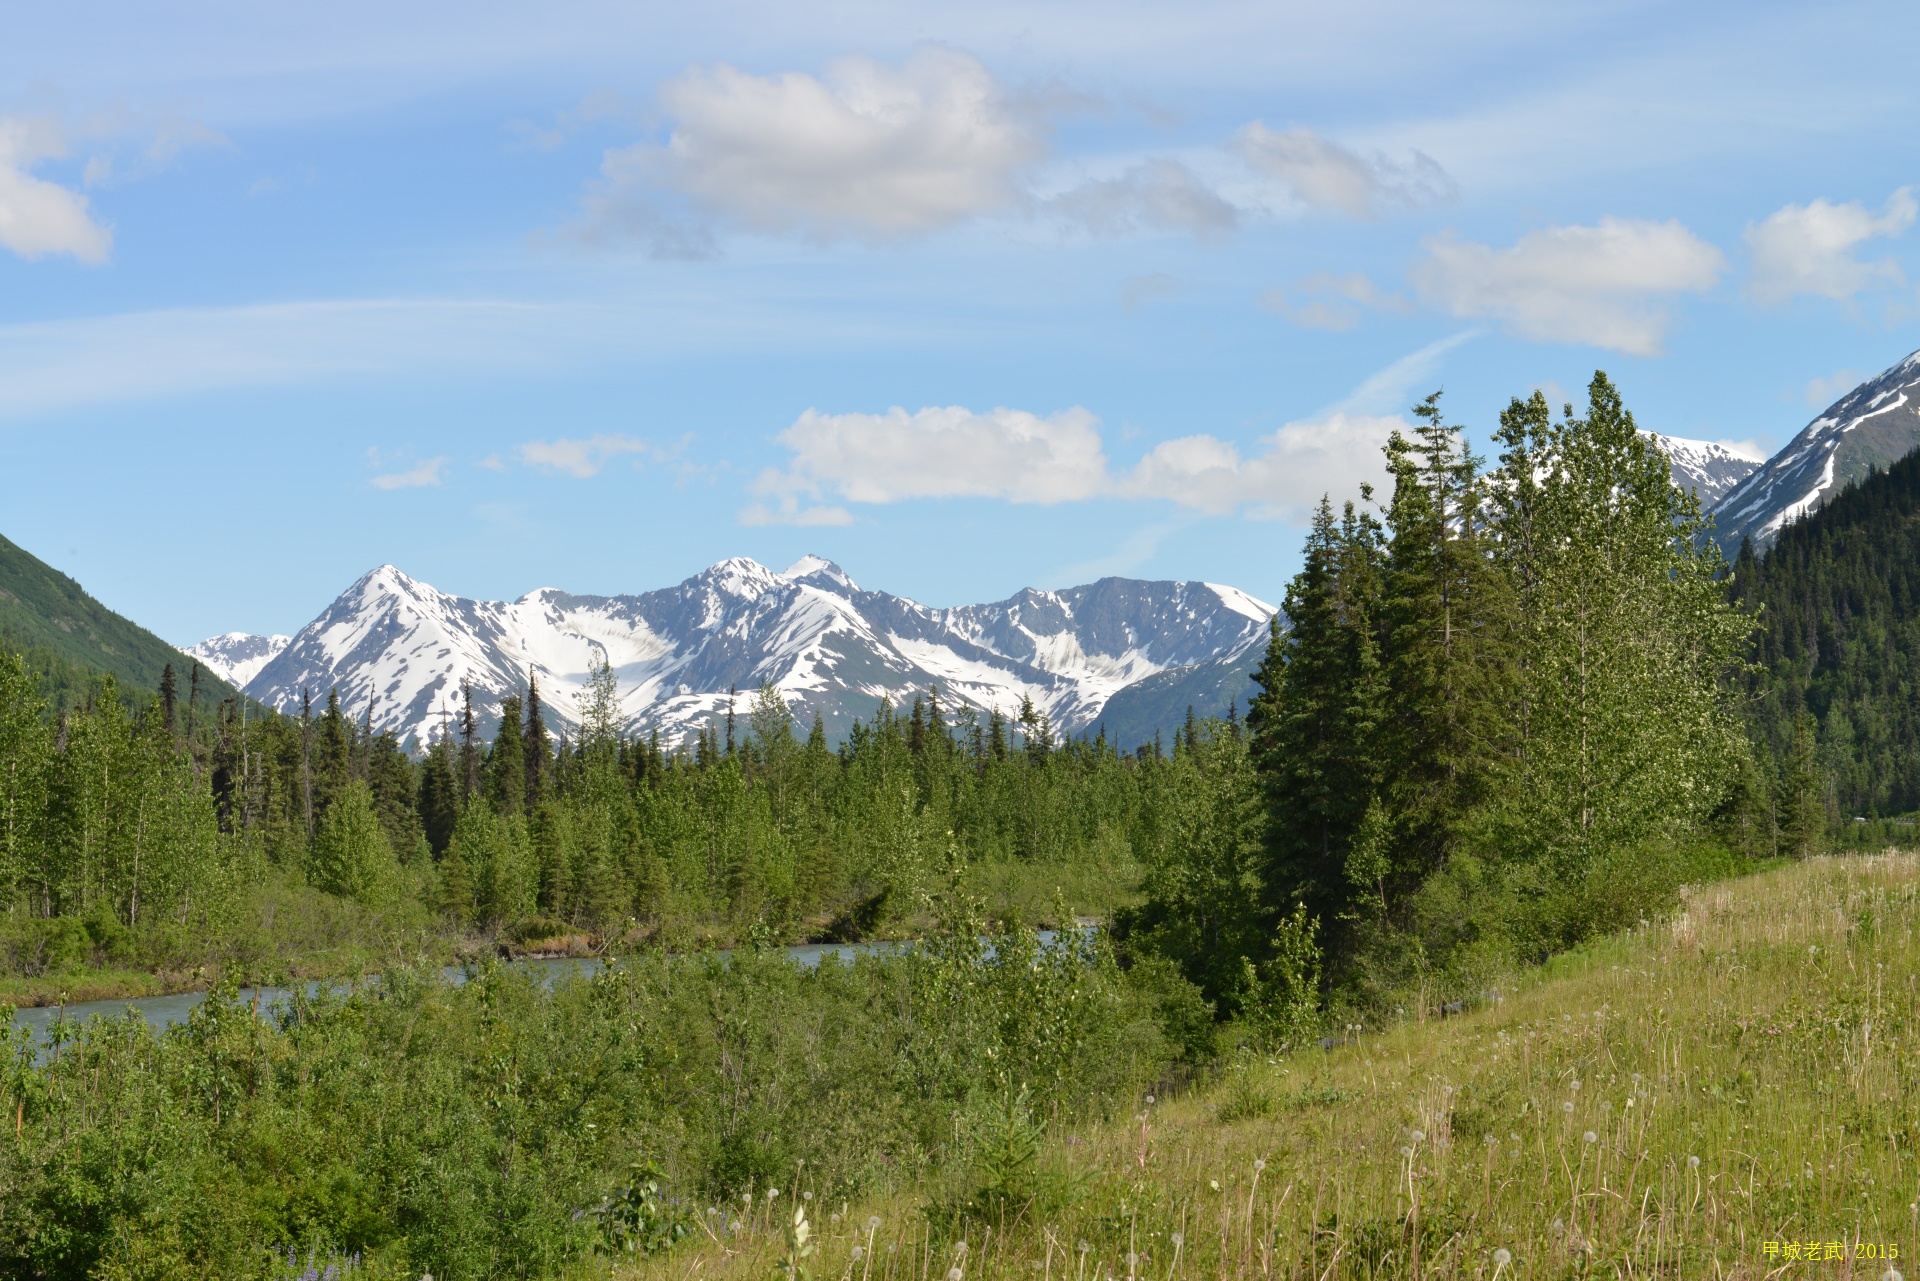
0, 531, 236, 706
1731, 442, 1920, 819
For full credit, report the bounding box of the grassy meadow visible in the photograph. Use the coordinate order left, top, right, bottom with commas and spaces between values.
617, 853, 1916, 1281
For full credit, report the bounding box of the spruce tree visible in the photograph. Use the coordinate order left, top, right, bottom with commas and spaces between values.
524, 672, 550, 807
490, 694, 527, 816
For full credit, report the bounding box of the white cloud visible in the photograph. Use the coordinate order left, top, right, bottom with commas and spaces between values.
1119, 413, 1399, 519
747, 401, 1400, 524
1412, 217, 1725, 355
1121, 272, 1181, 310
1746, 188, 1915, 304
1236, 123, 1453, 218
759, 405, 1109, 506
1049, 159, 1239, 240
1263, 271, 1412, 331
586, 48, 1045, 249
1800, 368, 1866, 409
0, 116, 112, 264
517, 433, 653, 477
369, 456, 449, 490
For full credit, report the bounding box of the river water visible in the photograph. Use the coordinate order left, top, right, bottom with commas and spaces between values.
9, 938, 922, 1049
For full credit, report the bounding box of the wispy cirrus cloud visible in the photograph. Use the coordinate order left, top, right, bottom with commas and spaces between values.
367, 451, 450, 490
516, 433, 655, 477
1236, 123, 1454, 218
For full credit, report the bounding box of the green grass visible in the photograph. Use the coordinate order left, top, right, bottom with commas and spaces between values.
619, 853, 1919, 1281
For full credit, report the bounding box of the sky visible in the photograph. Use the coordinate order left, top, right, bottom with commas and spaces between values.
4, 0, 1920, 645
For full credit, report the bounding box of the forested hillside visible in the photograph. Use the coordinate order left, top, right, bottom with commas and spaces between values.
0, 530, 240, 713
1732, 443, 1920, 829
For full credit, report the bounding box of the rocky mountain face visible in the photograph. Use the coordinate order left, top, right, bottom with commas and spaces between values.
202, 557, 1276, 749
1645, 433, 1764, 508
1711, 348, 1920, 551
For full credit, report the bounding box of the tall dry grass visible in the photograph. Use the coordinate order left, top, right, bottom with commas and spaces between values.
618, 854, 1918, 1281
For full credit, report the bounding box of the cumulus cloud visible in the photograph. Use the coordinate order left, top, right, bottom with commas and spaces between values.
1237, 123, 1453, 218
1746, 188, 1915, 304
1263, 271, 1412, 331
517, 433, 654, 477
745, 402, 1397, 525
1049, 159, 1239, 240
1412, 217, 1725, 355
369, 456, 450, 490
0, 116, 112, 264
584, 48, 1044, 249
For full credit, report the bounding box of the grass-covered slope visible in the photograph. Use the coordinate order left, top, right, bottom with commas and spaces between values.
624, 854, 1914, 1281
0, 529, 236, 705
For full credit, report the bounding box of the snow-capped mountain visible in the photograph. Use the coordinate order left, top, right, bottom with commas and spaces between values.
182, 632, 292, 686
1712, 348, 1920, 550
1644, 433, 1764, 508
210, 557, 1276, 749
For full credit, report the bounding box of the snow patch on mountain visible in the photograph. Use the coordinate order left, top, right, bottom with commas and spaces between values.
182, 632, 292, 687
208, 558, 1277, 751
1644, 433, 1765, 508
1712, 348, 1920, 550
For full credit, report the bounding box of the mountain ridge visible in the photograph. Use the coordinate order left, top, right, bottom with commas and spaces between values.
202, 557, 1277, 749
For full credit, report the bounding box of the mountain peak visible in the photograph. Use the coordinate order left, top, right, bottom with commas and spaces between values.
1645, 432, 1765, 508
1712, 347, 1920, 550
783, 555, 857, 591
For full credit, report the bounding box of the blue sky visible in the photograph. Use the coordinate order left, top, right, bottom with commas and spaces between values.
4, 0, 1919, 644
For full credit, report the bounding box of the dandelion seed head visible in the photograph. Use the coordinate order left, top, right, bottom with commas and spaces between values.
1145, 1095, 1155, 1105
869, 1216, 883, 1231
1688, 1155, 1701, 1169
1400, 1146, 1413, 1158
1552, 1218, 1565, 1234
1410, 1129, 1424, 1142
1485, 1133, 1498, 1146
1562, 1102, 1574, 1114
1583, 1131, 1597, 1144
948, 1268, 964, 1281
1253, 1158, 1266, 1172
1171, 1233, 1184, 1248
1884, 1269, 1903, 1281
1570, 1080, 1581, 1092
768, 1188, 781, 1199
852, 1247, 866, 1261
1509, 1132, 1521, 1143
1494, 1249, 1512, 1267
803, 1191, 813, 1201
1078, 1242, 1091, 1255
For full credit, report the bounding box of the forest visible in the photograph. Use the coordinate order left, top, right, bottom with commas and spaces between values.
0, 372, 1895, 1277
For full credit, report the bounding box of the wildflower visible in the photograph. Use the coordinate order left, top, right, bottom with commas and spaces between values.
1583, 1131, 1597, 1144
1171, 1233, 1184, 1248
1570, 1080, 1581, 1092
1410, 1129, 1424, 1142
1562, 1102, 1574, 1114
852, 1247, 866, 1262
803, 1191, 813, 1201
1209, 1180, 1221, 1192
1688, 1155, 1700, 1170
868, 1216, 883, 1231
743, 1192, 754, 1205
769, 1188, 781, 1200
1078, 1242, 1091, 1255
955, 1242, 969, 1260
1399, 1146, 1413, 1158
1494, 1249, 1512, 1268
948, 1269, 964, 1281
1252, 1158, 1266, 1173
1145, 1094, 1156, 1105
